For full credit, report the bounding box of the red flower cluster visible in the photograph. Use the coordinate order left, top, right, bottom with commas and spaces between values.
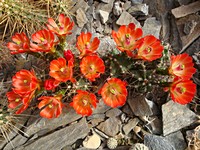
167, 54, 196, 104
6, 70, 40, 114
112, 23, 164, 61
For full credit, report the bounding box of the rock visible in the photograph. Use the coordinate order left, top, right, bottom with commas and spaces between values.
70, 0, 89, 14
97, 117, 121, 137
87, 113, 105, 120
4, 134, 28, 150
177, 0, 191, 5
123, 1, 132, 11
97, 0, 115, 14
93, 99, 111, 114
162, 101, 198, 136
90, 118, 105, 127
165, 131, 187, 150
76, 8, 88, 28
183, 20, 197, 35
127, 93, 153, 116
105, 108, 122, 118
123, 118, 139, 135
147, 116, 162, 135
116, 11, 141, 28
83, 133, 101, 149
25, 108, 82, 136
99, 10, 109, 24
113, 1, 123, 16
104, 25, 112, 34
20, 118, 90, 150
100, 0, 110, 4
94, 20, 104, 33
128, 4, 149, 16
142, 17, 161, 38
62, 146, 73, 150
144, 134, 176, 150
98, 36, 116, 56
131, 0, 144, 4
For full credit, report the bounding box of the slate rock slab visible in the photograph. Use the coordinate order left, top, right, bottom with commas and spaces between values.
142, 17, 161, 38
127, 93, 153, 116
25, 108, 82, 136
162, 101, 198, 136
97, 117, 121, 137
123, 118, 139, 135
144, 134, 176, 150
165, 131, 187, 150
20, 118, 90, 150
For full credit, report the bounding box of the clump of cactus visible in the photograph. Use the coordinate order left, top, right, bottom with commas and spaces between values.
0, 0, 73, 40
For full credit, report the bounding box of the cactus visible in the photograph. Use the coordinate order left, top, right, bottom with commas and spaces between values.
107, 137, 118, 149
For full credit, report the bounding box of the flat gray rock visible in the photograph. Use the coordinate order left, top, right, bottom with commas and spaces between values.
97, 0, 115, 14
131, 0, 144, 4
25, 108, 82, 136
76, 8, 89, 28
116, 11, 141, 28
127, 93, 153, 116
105, 108, 122, 118
21, 118, 90, 150
165, 131, 187, 150
99, 10, 109, 24
93, 99, 111, 114
142, 17, 161, 38
162, 101, 198, 136
144, 134, 176, 150
123, 118, 139, 135
97, 117, 121, 137
128, 4, 149, 16
70, 0, 89, 14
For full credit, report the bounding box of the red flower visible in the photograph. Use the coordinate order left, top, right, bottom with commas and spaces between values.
169, 53, 196, 80
12, 69, 40, 95
7, 32, 30, 54
111, 23, 142, 57
80, 55, 105, 81
76, 32, 100, 58
38, 95, 63, 119
136, 35, 164, 61
6, 90, 32, 114
70, 90, 98, 116
64, 50, 74, 62
98, 78, 127, 108
49, 57, 75, 82
30, 29, 57, 53
44, 78, 60, 91
46, 14, 74, 37
168, 78, 196, 104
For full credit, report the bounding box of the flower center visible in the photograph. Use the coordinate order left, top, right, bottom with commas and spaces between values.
110, 87, 117, 95
60, 67, 65, 72
125, 34, 131, 45
89, 64, 95, 72
15, 98, 20, 102
16, 41, 21, 45
82, 99, 88, 106
85, 42, 90, 49
176, 87, 186, 94
24, 80, 28, 83
175, 64, 184, 71
48, 104, 53, 108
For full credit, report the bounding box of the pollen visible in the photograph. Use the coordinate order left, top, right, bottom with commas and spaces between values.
60, 67, 65, 72
24, 80, 28, 83
15, 98, 20, 102
176, 87, 186, 94
16, 41, 21, 45
48, 104, 53, 108
82, 99, 88, 106
110, 88, 117, 95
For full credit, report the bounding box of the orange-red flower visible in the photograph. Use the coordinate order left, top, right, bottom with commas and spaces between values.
76, 32, 100, 58
44, 78, 60, 91
111, 23, 143, 57
12, 69, 40, 95
46, 14, 74, 37
7, 32, 30, 54
70, 90, 98, 116
169, 53, 196, 80
80, 55, 105, 81
6, 91, 29, 114
30, 29, 57, 53
38, 95, 63, 119
49, 57, 75, 82
136, 35, 164, 61
98, 78, 127, 108
168, 77, 196, 104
